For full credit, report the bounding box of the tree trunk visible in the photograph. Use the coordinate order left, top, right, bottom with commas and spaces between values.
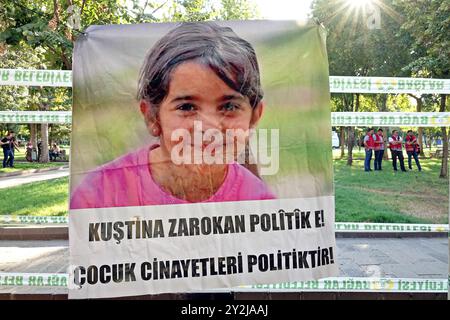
439, 94, 448, 178
382, 127, 389, 160
339, 126, 345, 158
347, 94, 359, 166
49, 124, 53, 146
347, 127, 354, 166
376, 95, 390, 160
40, 123, 49, 163
30, 124, 37, 149
416, 97, 425, 157
429, 130, 433, 149
378, 94, 388, 112
346, 93, 359, 166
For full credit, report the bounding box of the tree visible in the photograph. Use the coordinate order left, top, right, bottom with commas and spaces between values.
312, 0, 413, 165
1, 0, 135, 161
407, 93, 427, 157
218, 0, 258, 20
395, 0, 450, 178
1, 0, 258, 162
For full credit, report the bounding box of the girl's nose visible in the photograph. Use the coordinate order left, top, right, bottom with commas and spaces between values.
196, 113, 224, 132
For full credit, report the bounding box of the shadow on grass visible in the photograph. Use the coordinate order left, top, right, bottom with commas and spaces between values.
334, 158, 448, 223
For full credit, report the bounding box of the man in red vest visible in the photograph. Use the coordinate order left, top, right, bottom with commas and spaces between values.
363, 127, 375, 172
388, 130, 406, 172
374, 128, 385, 170
405, 130, 422, 171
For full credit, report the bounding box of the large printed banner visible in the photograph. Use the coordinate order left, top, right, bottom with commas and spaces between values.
0, 68, 72, 87
69, 20, 337, 299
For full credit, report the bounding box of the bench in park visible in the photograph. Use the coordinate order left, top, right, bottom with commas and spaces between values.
430, 148, 443, 159
51, 149, 68, 161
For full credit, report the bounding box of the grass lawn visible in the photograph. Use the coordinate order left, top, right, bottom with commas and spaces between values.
333, 146, 444, 160
334, 158, 448, 223
0, 177, 69, 216
0, 158, 447, 223
0, 147, 69, 174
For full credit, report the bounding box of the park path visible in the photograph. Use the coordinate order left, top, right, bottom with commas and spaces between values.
0, 237, 447, 294
0, 166, 447, 295
0, 167, 69, 189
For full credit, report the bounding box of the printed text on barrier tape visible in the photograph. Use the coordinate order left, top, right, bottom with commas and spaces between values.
245, 278, 448, 292
0, 216, 448, 233
331, 112, 450, 127
0, 216, 68, 224
335, 223, 448, 232
2, 70, 450, 94
0, 273, 68, 288
2, 111, 450, 127
0, 273, 446, 293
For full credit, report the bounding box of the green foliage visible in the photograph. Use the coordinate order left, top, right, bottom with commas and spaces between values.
395, 0, 449, 78
219, 0, 258, 20
312, 0, 412, 78
0, 0, 257, 144
0, 0, 141, 69
1, 0, 259, 77
161, 0, 258, 22
312, 0, 419, 114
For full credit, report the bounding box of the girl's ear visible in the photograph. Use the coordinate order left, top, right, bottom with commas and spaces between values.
250, 101, 264, 128
140, 99, 161, 137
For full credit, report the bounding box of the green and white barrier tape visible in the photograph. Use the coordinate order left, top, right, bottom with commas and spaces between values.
334, 222, 448, 233
0, 69, 72, 87
331, 111, 450, 127
2, 69, 450, 94
0, 273, 68, 288
2, 111, 450, 127
0, 111, 72, 124
329, 76, 450, 94
0, 215, 68, 224
0, 216, 448, 233
242, 277, 448, 293
0, 273, 446, 293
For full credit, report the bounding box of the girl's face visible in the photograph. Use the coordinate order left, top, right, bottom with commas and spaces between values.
141, 61, 263, 162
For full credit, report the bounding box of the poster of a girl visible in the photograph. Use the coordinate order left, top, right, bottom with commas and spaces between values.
70, 22, 276, 209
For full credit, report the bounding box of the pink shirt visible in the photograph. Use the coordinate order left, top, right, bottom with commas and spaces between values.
70, 145, 276, 209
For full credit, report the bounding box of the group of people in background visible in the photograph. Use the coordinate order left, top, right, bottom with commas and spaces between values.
49, 143, 61, 161
1, 130, 64, 166
26, 141, 61, 162
363, 128, 422, 172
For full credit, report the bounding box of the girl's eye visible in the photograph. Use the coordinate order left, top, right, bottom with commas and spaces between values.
177, 103, 196, 112
221, 102, 240, 112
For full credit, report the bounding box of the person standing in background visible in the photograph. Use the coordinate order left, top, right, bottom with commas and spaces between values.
374, 128, 385, 171
405, 130, 422, 171
363, 127, 375, 172
389, 130, 406, 172
37, 140, 42, 162
0, 130, 17, 168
